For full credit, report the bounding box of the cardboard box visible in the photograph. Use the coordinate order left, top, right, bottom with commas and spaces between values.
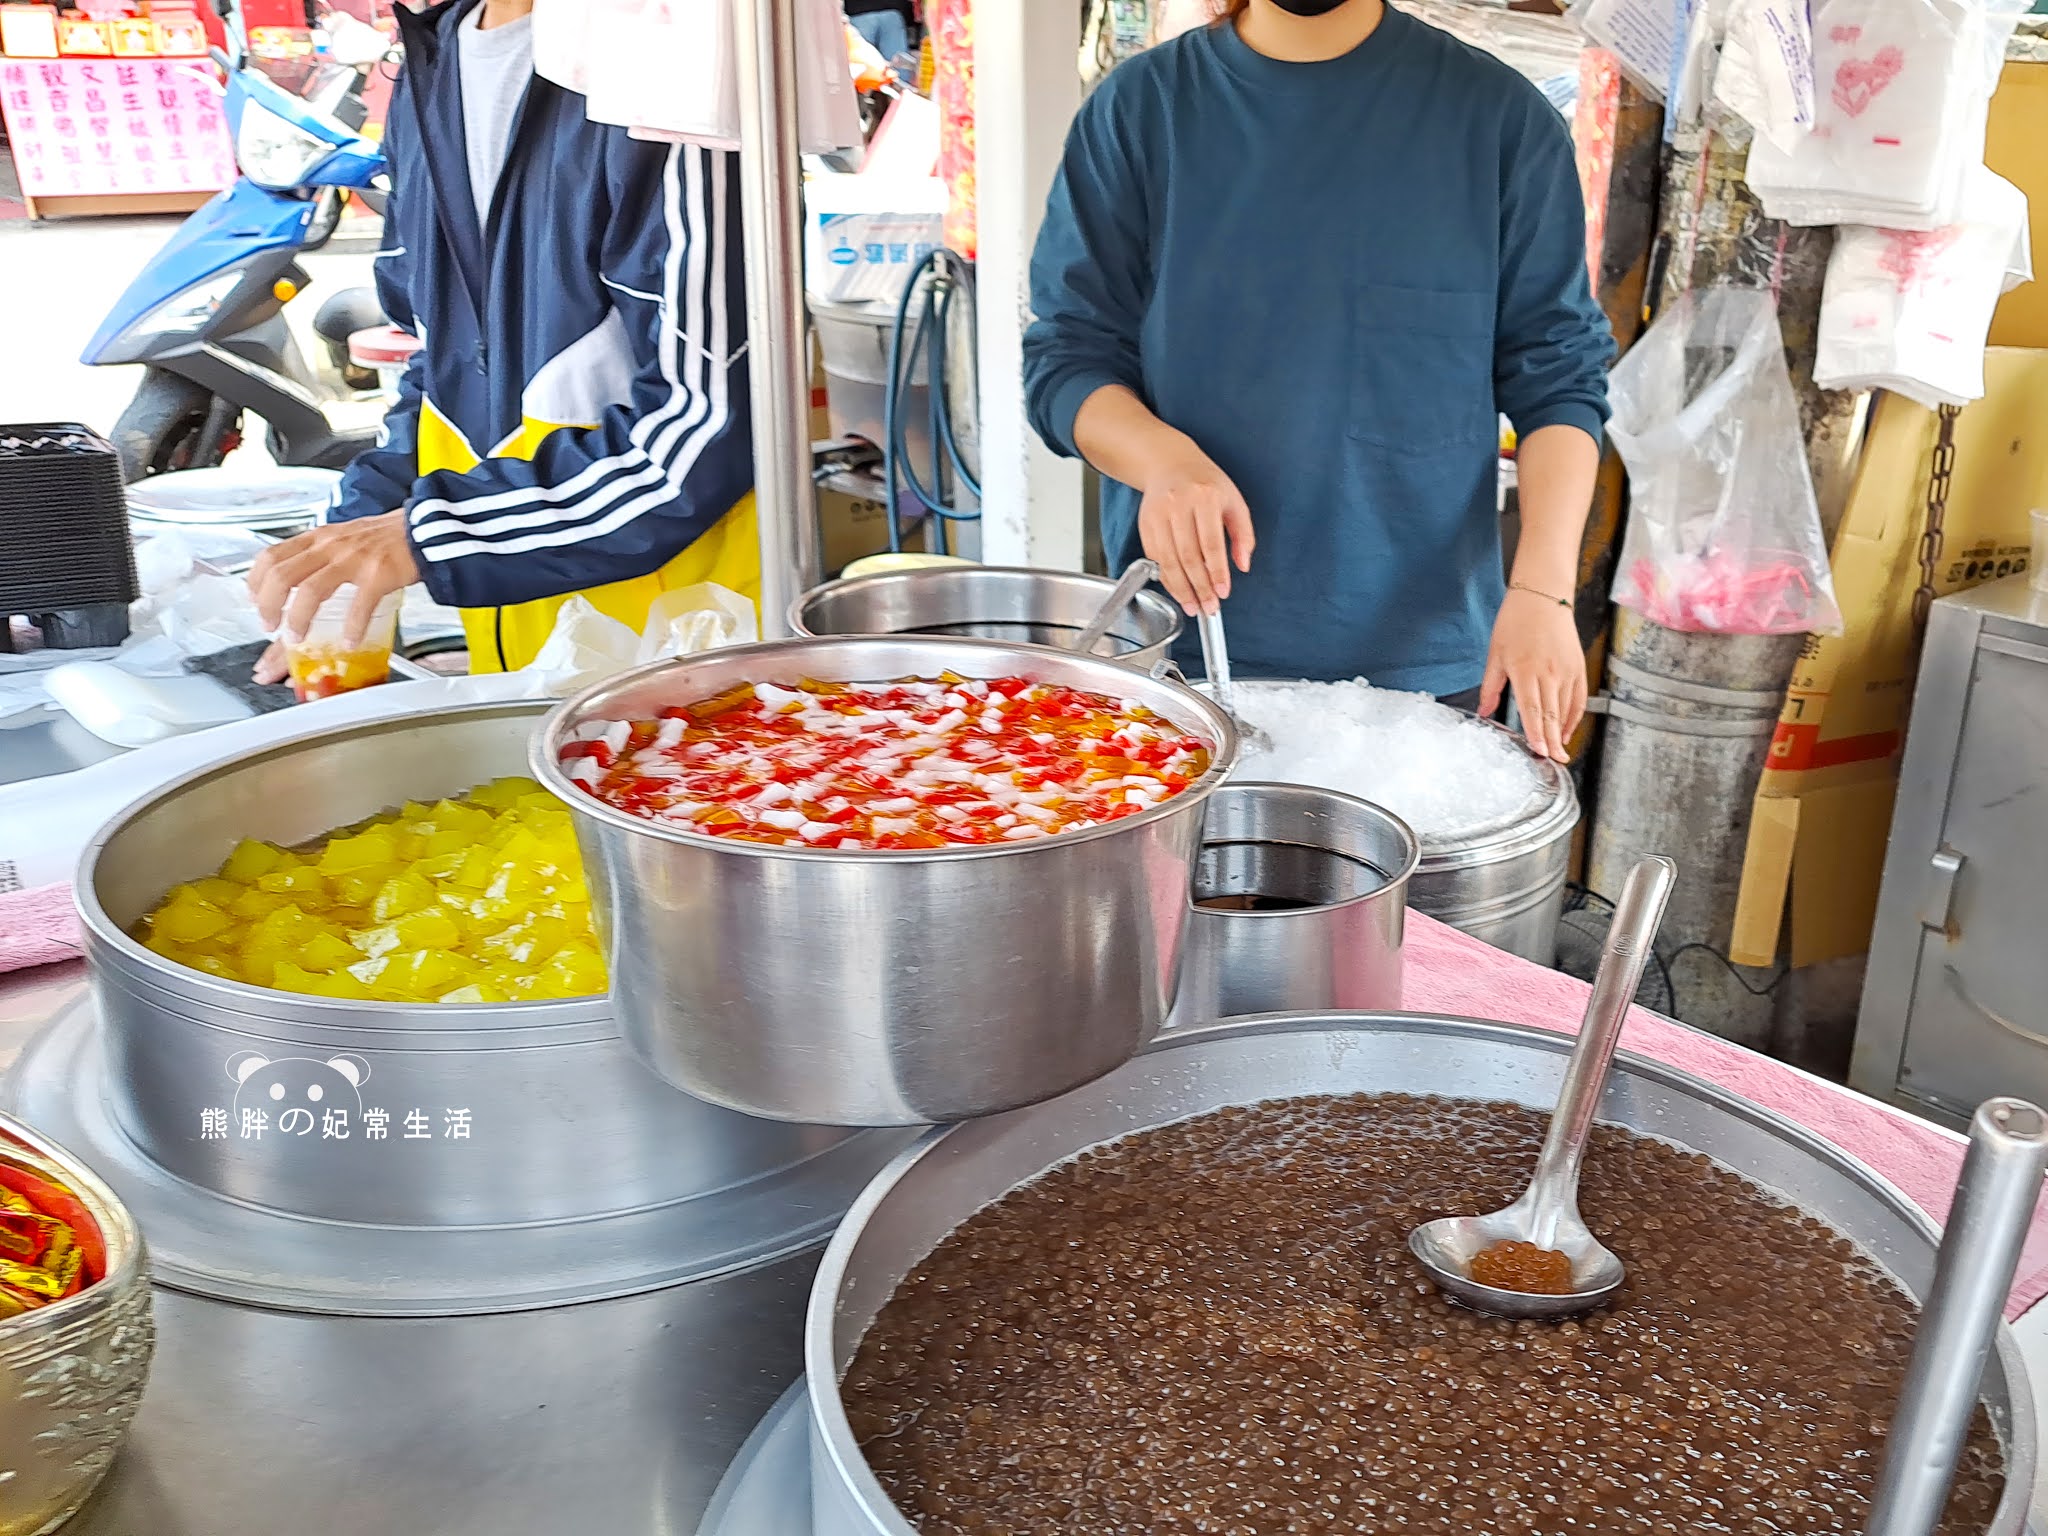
1987, 61, 2048, 351
810, 332, 831, 444
817, 479, 931, 578
803, 172, 947, 307
1729, 348, 2048, 968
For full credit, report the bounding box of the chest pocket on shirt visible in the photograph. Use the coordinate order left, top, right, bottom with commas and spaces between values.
1346, 284, 1497, 452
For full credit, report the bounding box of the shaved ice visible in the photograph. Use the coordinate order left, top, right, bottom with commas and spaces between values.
1217, 679, 1547, 848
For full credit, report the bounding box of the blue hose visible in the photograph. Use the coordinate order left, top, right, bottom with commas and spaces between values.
882, 248, 981, 552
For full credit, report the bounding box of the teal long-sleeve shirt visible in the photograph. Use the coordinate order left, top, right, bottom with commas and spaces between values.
1023, 7, 1613, 694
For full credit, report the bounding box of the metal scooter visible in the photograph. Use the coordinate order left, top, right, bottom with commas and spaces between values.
82, 2, 394, 482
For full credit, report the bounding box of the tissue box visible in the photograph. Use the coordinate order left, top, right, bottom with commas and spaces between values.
804, 173, 947, 307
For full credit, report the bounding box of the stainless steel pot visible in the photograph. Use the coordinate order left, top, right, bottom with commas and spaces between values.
789, 566, 1184, 670
0, 1111, 153, 1536
1165, 783, 1416, 1031
534, 637, 1237, 1126
76, 701, 858, 1227
803, 1013, 2037, 1536
1408, 722, 1579, 965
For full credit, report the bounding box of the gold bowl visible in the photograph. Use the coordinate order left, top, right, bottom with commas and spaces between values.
0, 1111, 152, 1536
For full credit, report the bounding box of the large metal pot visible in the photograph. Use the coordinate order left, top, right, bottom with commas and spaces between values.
1165, 783, 1417, 1031
76, 700, 857, 1227
534, 637, 1237, 1127
0, 1111, 152, 1536
789, 565, 1184, 670
803, 1013, 2038, 1536
1407, 723, 1579, 964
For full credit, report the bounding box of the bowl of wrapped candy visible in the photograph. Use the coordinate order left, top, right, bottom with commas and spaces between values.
0, 1111, 152, 1536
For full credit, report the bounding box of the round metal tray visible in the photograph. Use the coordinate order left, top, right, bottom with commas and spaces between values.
695, 1379, 811, 1536
4, 997, 916, 1318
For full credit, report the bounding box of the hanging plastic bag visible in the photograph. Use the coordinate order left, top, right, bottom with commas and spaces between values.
1742, 0, 2030, 230
1607, 287, 1844, 636
1814, 165, 2032, 409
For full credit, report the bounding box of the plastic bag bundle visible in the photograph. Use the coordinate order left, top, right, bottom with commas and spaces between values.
531, 0, 859, 154
1815, 165, 2033, 408
514, 584, 758, 700
1743, 0, 2029, 230
1607, 288, 1844, 636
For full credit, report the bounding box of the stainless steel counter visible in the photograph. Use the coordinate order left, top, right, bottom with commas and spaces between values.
0, 962, 826, 1535
9, 956, 2048, 1531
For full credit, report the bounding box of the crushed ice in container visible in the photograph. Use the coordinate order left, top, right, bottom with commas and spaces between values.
1217, 679, 1545, 847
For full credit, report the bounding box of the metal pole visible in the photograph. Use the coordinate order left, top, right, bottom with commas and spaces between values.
1865, 1097, 2048, 1536
732, 0, 819, 637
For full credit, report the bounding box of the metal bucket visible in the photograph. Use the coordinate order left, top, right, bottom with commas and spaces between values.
1165, 783, 1416, 1030
535, 637, 1236, 1126
1407, 721, 1579, 964
0, 1111, 153, 1536
789, 565, 1184, 670
802, 1012, 2037, 1536
1587, 620, 1793, 1048
75, 700, 857, 1227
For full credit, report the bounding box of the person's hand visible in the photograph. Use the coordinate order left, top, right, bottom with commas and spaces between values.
1481, 588, 1586, 763
247, 511, 419, 680
1135, 441, 1255, 616
252, 640, 288, 685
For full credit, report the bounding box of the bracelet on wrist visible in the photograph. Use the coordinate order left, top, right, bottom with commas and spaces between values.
1508, 581, 1571, 609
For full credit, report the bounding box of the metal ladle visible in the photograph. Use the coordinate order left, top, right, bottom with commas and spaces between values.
1408, 853, 1676, 1319
1068, 558, 1159, 658
1864, 1095, 2048, 1536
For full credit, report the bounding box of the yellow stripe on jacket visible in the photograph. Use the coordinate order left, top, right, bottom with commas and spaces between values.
416, 404, 759, 675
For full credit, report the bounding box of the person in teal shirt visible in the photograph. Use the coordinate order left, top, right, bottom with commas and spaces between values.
1023, 0, 1614, 759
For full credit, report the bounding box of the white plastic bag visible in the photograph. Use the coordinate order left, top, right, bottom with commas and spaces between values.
1712, 0, 1816, 153
513, 584, 758, 699
1814, 165, 2032, 408
1742, 0, 2029, 229
1607, 288, 1844, 636
536, 0, 859, 154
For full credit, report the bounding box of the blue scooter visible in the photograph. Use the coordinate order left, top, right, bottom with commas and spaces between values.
83, 1, 393, 482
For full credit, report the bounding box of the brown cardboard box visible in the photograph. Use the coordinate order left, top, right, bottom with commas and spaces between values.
810, 333, 832, 444
1728, 348, 2048, 968
1987, 61, 2048, 351
817, 478, 931, 577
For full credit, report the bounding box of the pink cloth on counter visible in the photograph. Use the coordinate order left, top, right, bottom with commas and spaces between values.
0, 884, 83, 973
1402, 910, 2048, 1320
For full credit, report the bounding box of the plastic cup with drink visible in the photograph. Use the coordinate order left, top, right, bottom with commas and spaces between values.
280, 584, 401, 702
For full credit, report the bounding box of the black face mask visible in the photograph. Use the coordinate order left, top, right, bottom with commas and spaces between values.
1267, 0, 1353, 13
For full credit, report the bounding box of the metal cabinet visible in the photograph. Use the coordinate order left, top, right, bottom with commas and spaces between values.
1855, 575, 2048, 1129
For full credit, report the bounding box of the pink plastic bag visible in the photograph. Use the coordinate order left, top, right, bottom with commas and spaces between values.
1607, 288, 1844, 636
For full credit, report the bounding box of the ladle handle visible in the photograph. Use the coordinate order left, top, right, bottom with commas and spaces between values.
1197, 608, 1233, 699
1523, 856, 1675, 1244
1865, 1097, 2048, 1536
1072, 559, 1157, 657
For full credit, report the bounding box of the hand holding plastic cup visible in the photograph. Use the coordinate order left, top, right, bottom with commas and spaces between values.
279, 583, 400, 702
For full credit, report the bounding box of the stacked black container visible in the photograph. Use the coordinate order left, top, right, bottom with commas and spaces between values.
0, 422, 139, 649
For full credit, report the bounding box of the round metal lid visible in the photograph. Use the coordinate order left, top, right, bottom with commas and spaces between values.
4, 997, 916, 1319
125, 466, 342, 527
